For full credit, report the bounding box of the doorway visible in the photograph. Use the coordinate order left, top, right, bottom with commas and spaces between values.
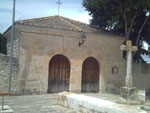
48, 54, 70, 93
81, 57, 100, 93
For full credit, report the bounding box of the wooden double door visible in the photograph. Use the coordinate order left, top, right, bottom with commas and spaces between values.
48, 55, 70, 93
82, 57, 100, 93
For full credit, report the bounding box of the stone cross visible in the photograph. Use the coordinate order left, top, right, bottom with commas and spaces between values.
120, 40, 138, 87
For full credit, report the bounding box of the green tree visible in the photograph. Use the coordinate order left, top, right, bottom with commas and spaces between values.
0, 33, 7, 54
83, 0, 150, 62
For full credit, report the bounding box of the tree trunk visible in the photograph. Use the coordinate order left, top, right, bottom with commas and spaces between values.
136, 16, 149, 46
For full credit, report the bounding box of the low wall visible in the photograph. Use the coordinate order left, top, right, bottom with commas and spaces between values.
0, 53, 18, 93
57, 92, 146, 113
133, 63, 150, 90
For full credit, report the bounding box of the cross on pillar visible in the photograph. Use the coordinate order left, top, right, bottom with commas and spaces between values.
56, 0, 62, 16
120, 40, 138, 87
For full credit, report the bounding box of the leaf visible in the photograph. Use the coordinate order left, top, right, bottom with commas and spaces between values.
83, 0, 150, 62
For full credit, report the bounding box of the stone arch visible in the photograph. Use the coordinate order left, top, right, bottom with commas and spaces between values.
48, 54, 70, 93
81, 57, 100, 93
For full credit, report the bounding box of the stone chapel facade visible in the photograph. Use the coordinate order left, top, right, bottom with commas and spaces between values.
3, 16, 127, 94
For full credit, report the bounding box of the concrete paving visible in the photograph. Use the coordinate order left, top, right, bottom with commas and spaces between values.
0, 94, 77, 113
1, 93, 150, 113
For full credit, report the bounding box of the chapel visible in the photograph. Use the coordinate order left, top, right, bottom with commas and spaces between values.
3, 16, 127, 94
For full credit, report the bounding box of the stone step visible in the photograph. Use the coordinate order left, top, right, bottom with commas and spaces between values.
57, 92, 147, 113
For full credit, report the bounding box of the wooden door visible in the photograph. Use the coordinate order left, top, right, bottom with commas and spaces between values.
82, 57, 99, 93
48, 55, 70, 93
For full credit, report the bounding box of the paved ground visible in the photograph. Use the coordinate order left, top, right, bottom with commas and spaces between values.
83, 93, 150, 112
1, 93, 150, 113
83, 93, 150, 103
0, 94, 77, 113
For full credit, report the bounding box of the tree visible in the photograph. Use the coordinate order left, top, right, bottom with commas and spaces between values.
83, 0, 150, 62
0, 33, 7, 54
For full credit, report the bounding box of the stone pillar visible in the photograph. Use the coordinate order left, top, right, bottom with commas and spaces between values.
126, 48, 132, 87
69, 59, 82, 93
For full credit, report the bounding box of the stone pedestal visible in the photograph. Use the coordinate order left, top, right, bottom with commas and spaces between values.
138, 89, 146, 103
120, 87, 138, 100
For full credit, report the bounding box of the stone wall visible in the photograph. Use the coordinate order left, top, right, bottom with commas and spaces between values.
106, 62, 150, 94
3, 24, 150, 95
7, 38, 19, 58
0, 52, 149, 95
133, 63, 150, 90
0, 53, 18, 93
4, 29, 19, 58
13, 24, 126, 94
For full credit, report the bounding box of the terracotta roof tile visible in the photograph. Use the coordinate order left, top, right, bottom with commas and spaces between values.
16, 16, 99, 33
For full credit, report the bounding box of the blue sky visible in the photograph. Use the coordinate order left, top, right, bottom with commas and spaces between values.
0, 0, 91, 33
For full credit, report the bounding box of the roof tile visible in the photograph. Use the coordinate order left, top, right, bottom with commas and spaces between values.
16, 16, 98, 33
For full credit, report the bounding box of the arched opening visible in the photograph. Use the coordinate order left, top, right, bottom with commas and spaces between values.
81, 57, 100, 93
48, 54, 70, 93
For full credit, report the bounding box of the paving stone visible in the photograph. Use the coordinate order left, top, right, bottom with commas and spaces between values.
0, 94, 77, 113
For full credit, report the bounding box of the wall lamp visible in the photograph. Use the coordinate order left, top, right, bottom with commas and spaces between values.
79, 32, 87, 47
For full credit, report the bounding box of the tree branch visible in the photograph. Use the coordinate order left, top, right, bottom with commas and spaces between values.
127, 14, 137, 37
127, 0, 140, 39
136, 15, 150, 46
122, 0, 128, 37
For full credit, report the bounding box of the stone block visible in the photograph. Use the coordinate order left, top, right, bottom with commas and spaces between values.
0, 105, 14, 113
120, 87, 138, 100
138, 89, 146, 103
57, 92, 147, 113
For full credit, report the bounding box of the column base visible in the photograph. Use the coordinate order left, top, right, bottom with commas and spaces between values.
120, 87, 138, 100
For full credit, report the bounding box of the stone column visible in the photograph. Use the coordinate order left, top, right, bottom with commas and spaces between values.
120, 40, 138, 100
126, 48, 132, 87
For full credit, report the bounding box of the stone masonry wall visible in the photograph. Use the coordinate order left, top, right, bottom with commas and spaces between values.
4, 29, 19, 58
15, 25, 126, 94
7, 38, 19, 58
133, 63, 150, 90
104, 62, 150, 94
3, 24, 150, 95
0, 53, 18, 93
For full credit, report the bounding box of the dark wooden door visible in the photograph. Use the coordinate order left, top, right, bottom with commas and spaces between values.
48, 55, 70, 93
82, 57, 99, 93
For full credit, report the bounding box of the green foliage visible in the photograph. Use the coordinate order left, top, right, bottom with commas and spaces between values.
83, 0, 150, 62
0, 33, 7, 54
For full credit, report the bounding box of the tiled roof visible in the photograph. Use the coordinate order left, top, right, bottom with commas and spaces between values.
16, 16, 99, 33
